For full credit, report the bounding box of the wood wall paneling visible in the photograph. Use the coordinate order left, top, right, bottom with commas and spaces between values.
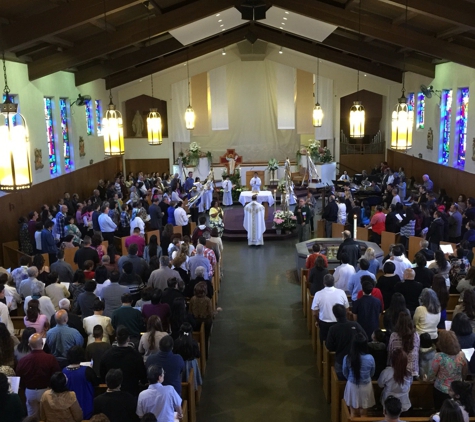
124, 159, 170, 177
0, 157, 122, 266
387, 149, 467, 199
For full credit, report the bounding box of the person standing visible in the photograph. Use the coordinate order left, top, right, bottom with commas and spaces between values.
243, 195, 266, 246
322, 195, 338, 238
222, 175, 233, 206
16, 333, 61, 417
98, 203, 117, 244
148, 196, 163, 232
337, 230, 362, 269
449, 203, 463, 243
295, 198, 311, 242
352, 278, 383, 339
250, 172, 262, 192
174, 201, 190, 236
41, 220, 59, 264
366, 206, 386, 245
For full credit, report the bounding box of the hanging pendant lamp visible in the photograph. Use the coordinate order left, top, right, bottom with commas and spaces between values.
102, 89, 124, 156
0, 53, 32, 191
313, 59, 323, 127
185, 58, 195, 130
349, 0, 365, 139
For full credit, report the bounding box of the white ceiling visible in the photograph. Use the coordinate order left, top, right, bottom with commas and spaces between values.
169, 6, 337, 46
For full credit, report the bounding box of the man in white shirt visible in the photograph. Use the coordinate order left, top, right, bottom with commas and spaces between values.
174, 201, 190, 235
333, 253, 356, 293
98, 203, 117, 244
0, 285, 14, 334
311, 274, 349, 342
390, 188, 401, 206
243, 195, 266, 246
339, 171, 350, 181
136, 365, 182, 420
250, 172, 261, 192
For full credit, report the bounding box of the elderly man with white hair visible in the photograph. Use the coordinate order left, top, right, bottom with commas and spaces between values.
148, 256, 182, 291
49, 298, 87, 338
188, 244, 212, 280
46, 310, 83, 360
24, 283, 56, 320
19, 266, 45, 299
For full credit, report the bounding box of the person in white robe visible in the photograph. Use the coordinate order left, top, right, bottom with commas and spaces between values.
202, 181, 213, 211
243, 195, 266, 246
250, 172, 262, 192
222, 176, 233, 206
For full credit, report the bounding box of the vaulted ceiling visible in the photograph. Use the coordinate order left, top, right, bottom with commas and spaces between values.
1, 0, 475, 89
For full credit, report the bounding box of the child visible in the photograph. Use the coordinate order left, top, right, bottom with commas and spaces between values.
367, 329, 388, 379
343, 332, 376, 417
83, 260, 95, 280
419, 332, 436, 380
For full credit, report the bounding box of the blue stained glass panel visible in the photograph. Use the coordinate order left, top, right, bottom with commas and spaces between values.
440, 89, 453, 166
59, 98, 72, 172
456, 88, 469, 169
44, 97, 58, 175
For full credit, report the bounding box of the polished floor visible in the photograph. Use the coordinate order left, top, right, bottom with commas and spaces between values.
197, 239, 331, 422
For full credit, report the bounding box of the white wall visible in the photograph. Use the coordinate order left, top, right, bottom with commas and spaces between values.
4, 61, 111, 185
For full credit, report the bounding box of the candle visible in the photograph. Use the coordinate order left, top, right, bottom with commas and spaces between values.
273, 189, 277, 213
353, 214, 357, 240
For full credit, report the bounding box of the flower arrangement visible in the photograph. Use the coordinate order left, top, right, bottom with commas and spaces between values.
273, 210, 297, 230
177, 142, 213, 167
296, 140, 333, 164
267, 158, 279, 171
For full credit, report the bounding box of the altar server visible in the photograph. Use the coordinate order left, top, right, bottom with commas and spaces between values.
222, 176, 233, 206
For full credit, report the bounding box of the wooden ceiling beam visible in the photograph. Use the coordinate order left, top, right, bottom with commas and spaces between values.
272, 0, 475, 69
322, 33, 435, 77
75, 37, 184, 85
392, 10, 417, 26
252, 24, 402, 83
89, 19, 117, 32
105, 25, 250, 89
437, 26, 470, 40
28, 0, 237, 81
377, 0, 475, 30
3, 0, 142, 51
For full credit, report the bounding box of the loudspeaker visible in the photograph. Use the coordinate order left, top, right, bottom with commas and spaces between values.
239, 3, 267, 21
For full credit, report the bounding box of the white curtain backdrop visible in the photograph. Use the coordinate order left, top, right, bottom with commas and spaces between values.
171, 79, 190, 143
209, 66, 229, 130
314, 75, 334, 140
191, 60, 298, 162
276, 62, 296, 129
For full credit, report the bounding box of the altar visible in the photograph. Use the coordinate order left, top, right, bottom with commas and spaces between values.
238, 190, 275, 219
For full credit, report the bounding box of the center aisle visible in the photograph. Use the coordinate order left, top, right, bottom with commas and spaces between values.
197, 239, 331, 422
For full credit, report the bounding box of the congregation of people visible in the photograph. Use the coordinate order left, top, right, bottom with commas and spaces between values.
307, 163, 475, 422
0, 170, 224, 422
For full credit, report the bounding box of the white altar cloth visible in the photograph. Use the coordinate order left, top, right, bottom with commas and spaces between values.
238, 190, 275, 207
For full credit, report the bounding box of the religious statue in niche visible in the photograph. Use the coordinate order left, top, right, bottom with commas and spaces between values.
132, 110, 144, 137
427, 128, 433, 150
34, 149, 44, 170
219, 149, 242, 175
472, 138, 475, 161
79, 136, 86, 157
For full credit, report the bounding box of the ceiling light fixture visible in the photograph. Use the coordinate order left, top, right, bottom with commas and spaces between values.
391, 0, 413, 151
349, 0, 365, 139
0, 53, 32, 191
279, 47, 283, 54
185, 54, 195, 130
222, 48, 226, 56
313, 58, 323, 127
145, 12, 162, 146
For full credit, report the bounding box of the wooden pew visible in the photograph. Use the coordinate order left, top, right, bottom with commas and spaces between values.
192, 322, 206, 376
356, 227, 369, 241
408, 236, 421, 262
173, 226, 183, 235
307, 289, 314, 334
331, 367, 434, 422
121, 236, 130, 256
145, 230, 160, 245
181, 368, 196, 422
381, 231, 399, 256
316, 325, 322, 375
322, 343, 335, 403
2, 240, 49, 271
447, 294, 460, 311
63, 246, 79, 271
301, 269, 309, 317
316, 218, 326, 238
332, 223, 345, 238
339, 400, 473, 422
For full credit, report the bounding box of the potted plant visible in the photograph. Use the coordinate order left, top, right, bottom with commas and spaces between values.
273, 209, 297, 234
267, 158, 279, 182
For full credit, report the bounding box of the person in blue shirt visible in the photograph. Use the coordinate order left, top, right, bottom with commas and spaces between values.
348, 259, 376, 301
41, 220, 58, 264
183, 172, 194, 199
343, 332, 376, 417
167, 202, 176, 226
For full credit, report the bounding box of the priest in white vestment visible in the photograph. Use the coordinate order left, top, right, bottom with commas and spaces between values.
243, 195, 266, 246
222, 176, 233, 206
250, 172, 262, 192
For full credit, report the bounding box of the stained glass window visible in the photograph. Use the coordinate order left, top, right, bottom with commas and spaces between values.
44, 97, 58, 175
417, 92, 425, 130
85, 100, 93, 135
440, 89, 453, 166
407, 92, 415, 112
456, 88, 469, 170
59, 98, 72, 172
95, 100, 102, 136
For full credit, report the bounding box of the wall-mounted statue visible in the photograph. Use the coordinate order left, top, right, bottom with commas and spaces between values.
34, 149, 44, 170
79, 136, 86, 157
427, 128, 433, 150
